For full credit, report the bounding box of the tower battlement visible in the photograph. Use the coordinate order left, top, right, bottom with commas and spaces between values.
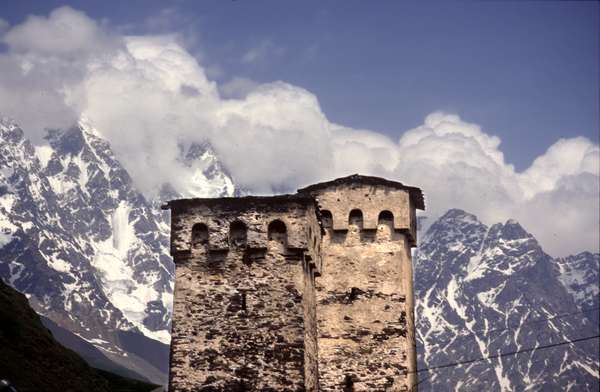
165, 174, 424, 391
298, 174, 422, 245
165, 195, 323, 273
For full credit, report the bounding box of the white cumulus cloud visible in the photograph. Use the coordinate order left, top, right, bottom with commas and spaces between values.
3, 6, 114, 55
0, 6, 597, 256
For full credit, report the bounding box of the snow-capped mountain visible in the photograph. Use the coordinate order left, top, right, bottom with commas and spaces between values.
0, 116, 235, 384
178, 141, 236, 199
414, 209, 599, 391
1, 114, 597, 389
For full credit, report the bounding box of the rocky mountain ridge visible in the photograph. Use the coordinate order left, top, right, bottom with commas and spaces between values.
414, 209, 599, 391
0, 116, 597, 390
0, 116, 235, 384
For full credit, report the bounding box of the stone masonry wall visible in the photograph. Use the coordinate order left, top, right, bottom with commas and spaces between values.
304, 183, 417, 245
303, 260, 320, 391
168, 198, 321, 391
167, 176, 422, 391
303, 183, 418, 391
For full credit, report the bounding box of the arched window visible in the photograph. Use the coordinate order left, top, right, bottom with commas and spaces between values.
321, 210, 333, 229
378, 210, 394, 224
229, 220, 247, 248
268, 219, 287, 246
377, 211, 394, 240
348, 209, 363, 228
191, 223, 208, 248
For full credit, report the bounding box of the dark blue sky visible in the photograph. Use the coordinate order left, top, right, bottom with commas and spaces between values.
1, 0, 598, 170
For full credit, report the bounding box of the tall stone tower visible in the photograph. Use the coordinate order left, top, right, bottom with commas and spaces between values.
164, 175, 423, 392
298, 175, 423, 391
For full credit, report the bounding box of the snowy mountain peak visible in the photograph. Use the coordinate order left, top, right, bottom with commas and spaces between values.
172, 141, 235, 198
489, 219, 533, 242
440, 208, 478, 221
180, 141, 211, 164
4, 112, 596, 389
1, 116, 182, 381
422, 209, 487, 254
479, 220, 543, 274
415, 211, 599, 391
1, 115, 241, 383
429, 209, 485, 233
0, 116, 20, 129
0, 117, 25, 143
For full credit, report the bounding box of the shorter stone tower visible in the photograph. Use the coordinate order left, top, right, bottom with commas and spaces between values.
165, 175, 424, 391
166, 195, 322, 391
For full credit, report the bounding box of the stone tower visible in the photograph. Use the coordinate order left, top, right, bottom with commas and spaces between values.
165, 195, 322, 391
298, 175, 423, 391
164, 175, 424, 391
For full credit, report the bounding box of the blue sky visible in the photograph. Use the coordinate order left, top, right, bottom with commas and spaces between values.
0, 1, 598, 254
2, 0, 598, 170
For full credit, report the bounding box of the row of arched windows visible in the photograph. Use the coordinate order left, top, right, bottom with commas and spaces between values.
320, 209, 394, 229
191, 219, 288, 248
190, 209, 394, 248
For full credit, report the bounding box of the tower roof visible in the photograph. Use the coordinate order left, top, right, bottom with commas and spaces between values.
297, 174, 425, 210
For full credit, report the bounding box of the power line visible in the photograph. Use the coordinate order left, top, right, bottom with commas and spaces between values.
413, 334, 599, 374
416, 306, 599, 347
409, 334, 600, 391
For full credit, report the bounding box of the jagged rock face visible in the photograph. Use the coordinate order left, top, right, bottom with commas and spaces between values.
2, 113, 598, 390
414, 209, 599, 391
0, 116, 236, 383
555, 252, 599, 326
0, 117, 171, 348
43, 123, 174, 341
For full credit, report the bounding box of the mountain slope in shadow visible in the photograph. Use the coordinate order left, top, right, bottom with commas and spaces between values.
0, 279, 159, 392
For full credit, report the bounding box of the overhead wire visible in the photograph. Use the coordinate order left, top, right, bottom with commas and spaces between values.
409, 334, 600, 391
414, 334, 599, 374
